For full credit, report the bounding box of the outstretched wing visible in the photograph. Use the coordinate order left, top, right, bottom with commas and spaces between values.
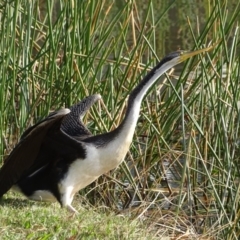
0, 109, 71, 196
61, 94, 101, 138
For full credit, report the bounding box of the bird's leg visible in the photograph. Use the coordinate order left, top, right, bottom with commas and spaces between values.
60, 186, 78, 214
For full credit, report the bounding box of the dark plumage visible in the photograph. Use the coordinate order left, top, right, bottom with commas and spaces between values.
0, 95, 101, 212
61, 94, 101, 138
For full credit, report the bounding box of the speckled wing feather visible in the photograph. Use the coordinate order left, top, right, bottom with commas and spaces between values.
61, 94, 101, 137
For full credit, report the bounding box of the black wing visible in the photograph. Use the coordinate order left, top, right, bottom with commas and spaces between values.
61, 94, 101, 138
0, 108, 85, 197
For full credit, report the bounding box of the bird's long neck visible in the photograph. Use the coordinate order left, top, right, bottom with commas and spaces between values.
83, 59, 174, 171
117, 61, 171, 139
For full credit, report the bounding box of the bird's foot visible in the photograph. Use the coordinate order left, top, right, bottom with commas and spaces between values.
67, 204, 79, 218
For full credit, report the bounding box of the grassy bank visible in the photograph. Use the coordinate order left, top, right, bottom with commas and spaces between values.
0, 0, 239, 239
0, 193, 159, 239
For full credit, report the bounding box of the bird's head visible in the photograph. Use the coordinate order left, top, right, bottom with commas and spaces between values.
159, 43, 217, 68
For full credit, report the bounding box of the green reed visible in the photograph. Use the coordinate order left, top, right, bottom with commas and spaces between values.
0, 0, 239, 239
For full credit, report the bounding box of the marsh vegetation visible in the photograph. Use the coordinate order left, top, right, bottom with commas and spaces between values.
0, 0, 239, 239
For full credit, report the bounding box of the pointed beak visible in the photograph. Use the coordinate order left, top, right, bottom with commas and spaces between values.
179, 42, 218, 62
